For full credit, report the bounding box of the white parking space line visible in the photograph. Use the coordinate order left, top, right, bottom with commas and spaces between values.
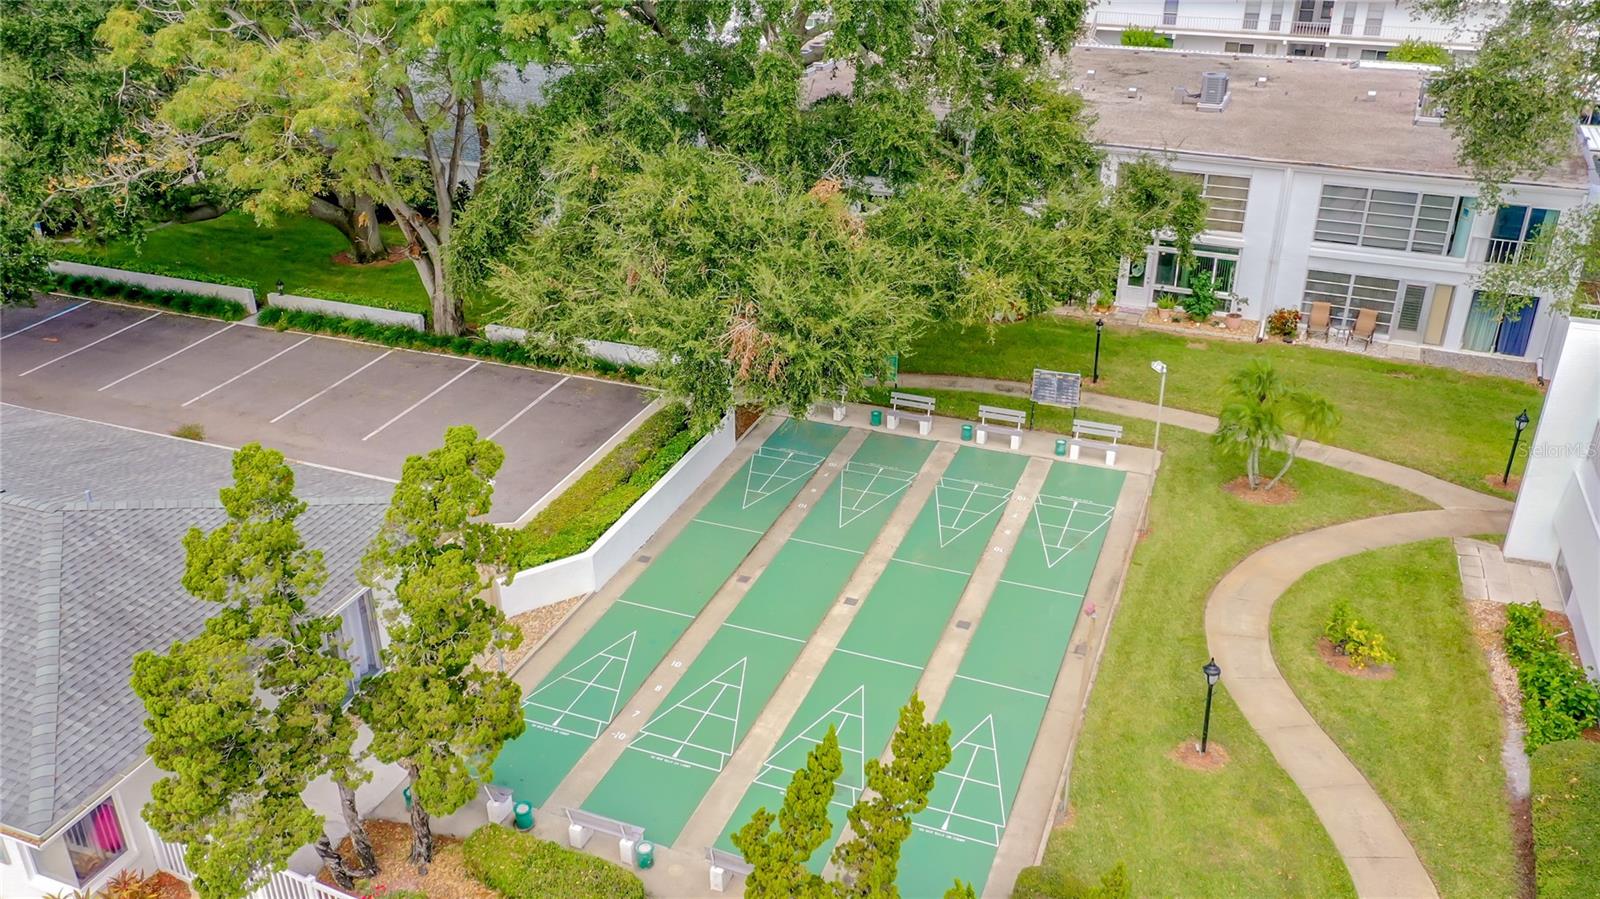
269, 349, 394, 424
511, 400, 657, 524
2, 301, 89, 341
361, 361, 480, 442
18, 312, 161, 377
181, 336, 311, 407
99, 323, 237, 391
486, 376, 569, 440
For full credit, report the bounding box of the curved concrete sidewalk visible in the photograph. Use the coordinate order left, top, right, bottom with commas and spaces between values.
895, 373, 1508, 511
898, 371, 1518, 897
1205, 509, 1508, 898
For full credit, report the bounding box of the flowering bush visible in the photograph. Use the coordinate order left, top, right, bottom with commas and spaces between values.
1324, 600, 1395, 669
1267, 307, 1301, 339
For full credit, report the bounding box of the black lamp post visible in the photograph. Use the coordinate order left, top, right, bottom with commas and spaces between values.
1200, 657, 1221, 753
1502, 409, 1530, 486
275, 278, 285, 295
1093, 318, 1105, 384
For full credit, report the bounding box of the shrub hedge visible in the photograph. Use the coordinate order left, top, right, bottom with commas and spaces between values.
1013, 862, 1132, 899
1529, 739, 1600, 899
256, 306, 640, 379
48, 272, 248, 321
506, 403, 695, 570
462, 825, 644, 899
1503, 602, 1600, 750
54, 248, 259, 290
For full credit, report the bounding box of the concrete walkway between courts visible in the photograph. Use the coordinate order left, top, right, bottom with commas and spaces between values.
899, 371, 1519, 899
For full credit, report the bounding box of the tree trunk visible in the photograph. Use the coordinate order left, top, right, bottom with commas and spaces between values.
404, 763, 433, 872
314, 834, 358, 891
337, 777, 379, 877
1265, 437, 1304, 491
308, 195, 387, 263
407, 242, 461, 337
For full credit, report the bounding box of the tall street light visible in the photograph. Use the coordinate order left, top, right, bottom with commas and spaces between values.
1093, 317, 1105, 383
1150, 360, 1168, 457
1200, 657, 1221, 753
1502, 408, 1530, 486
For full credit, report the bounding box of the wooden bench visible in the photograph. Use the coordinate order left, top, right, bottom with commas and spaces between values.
706, 847, 753, 892
566, 807, 647, 865
887, 391, 935, 435
1070, 419, 1124, 466
976, 404, 1026, 449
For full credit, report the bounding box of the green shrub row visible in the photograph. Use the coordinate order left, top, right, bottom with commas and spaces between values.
506, 403, 696, 570
1120, 27, 1173, 48
1504, 602, 1600, 750
48, 272, 248, 321
54, 249, 259, 290
1529, 739, 1600, 899
1013, 861, 1131, 899
282, 285, 430, 319
462, 824, 645, 899
255, 306, 640, 379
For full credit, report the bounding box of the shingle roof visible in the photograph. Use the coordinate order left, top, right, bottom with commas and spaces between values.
0, 405, 392, 840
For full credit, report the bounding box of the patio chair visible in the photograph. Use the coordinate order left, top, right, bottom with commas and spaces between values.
1306, 301, 1332, 341
1349, 307, 1379, 350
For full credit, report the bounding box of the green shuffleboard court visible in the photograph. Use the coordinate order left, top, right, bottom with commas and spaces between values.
897, 462, 1124, 897
493, 419, 847, 808
580, 433, 937, 843
716, 445, 1031, 868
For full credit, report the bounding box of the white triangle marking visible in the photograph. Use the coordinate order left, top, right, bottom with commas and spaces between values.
524, 631, 636, 739
754, 684, 867, 810
1032, 494, 1115, 568
838, 461, 918, 528
743, 446, 826, 510
629, 658, 749, 772
919, 714, 1006, 847
934, 478, 1013, 548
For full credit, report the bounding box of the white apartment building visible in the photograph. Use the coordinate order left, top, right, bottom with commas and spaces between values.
1084, 0, 1495, 59
1071, 47, 1595, 375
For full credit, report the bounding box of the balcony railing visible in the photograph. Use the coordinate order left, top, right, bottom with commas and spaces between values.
1486, 238, 1529, 265
1087, 10, 1468, 45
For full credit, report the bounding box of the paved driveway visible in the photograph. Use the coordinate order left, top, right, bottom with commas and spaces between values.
1, 297, 654, 523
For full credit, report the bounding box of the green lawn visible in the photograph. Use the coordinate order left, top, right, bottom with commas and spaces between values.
1038, 409, 1435, 896
902, 316, 1544, 497
64, 211, 437, 316
1270, 540, 1519, 898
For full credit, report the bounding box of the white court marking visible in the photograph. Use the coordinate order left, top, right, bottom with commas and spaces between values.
628, 657, 748, 772
99, 322, 237, 391
918, 714, 1007, 847
837, 460, 918, 528
755, 684, 867, 810
1032, 493, 1115, 569
933, 478, 1014, 548
18, 311, 161, 377
523, 631, 636, 739
742, 445, 826, 509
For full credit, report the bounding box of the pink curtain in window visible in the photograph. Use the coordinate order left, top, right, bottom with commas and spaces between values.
90, 801, 124, 854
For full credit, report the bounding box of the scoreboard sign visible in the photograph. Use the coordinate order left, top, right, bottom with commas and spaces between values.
1030, 368, 1082, 409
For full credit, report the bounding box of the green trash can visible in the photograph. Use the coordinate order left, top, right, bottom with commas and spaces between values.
961, 423, 974, 441
402, 786, 412, 809
513, 801, 534, 831
636, 841, 655, 869
1055, 438, 1068, 457
870, 409, 883, 427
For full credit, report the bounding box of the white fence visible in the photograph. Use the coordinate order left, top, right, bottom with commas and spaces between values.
266, 291, 426, 331
50, 260, 258, 313
149, 827, 350, 899
498, 411, 736, 615
484, 323, 660, 368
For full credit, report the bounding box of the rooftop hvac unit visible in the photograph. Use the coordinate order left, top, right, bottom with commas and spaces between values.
1200, 71, 1229, 105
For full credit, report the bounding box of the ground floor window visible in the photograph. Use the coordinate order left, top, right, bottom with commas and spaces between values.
1462, 291, 1540, 356
63, 797, 126, 884
1152, 242, 1239, 300
1301, 269, 1401, 334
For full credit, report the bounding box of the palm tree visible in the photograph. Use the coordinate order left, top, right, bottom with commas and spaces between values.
1212, 360, 1339, 490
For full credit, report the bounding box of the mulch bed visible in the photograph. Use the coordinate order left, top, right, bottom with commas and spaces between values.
490, 595, 582, 674
326, 820, 495, 899
734, 404, 763, 438
1484, 474, 1522, 493
331, 246, 412, 268
1316, 636, 1395, 679
150, 871, 194, 899
1168, 739, 1231, 772
1221, 476, 1299, 505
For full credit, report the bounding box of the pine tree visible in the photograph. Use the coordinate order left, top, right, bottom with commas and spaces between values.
732, 726, 844, 898
831, 693, 952, 897
357, 426, 523, 870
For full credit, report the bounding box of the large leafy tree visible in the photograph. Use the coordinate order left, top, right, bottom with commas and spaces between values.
134, 445, 377, 897
95, 0, 558, 333
357, 426, 523, 869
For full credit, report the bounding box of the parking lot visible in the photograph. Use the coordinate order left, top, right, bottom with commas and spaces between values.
0, 297, 653, 523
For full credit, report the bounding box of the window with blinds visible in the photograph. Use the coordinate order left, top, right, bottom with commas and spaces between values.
1179, 171, 1251, 232
1314, 184, 1467, 255
1301, 269, 1401, 333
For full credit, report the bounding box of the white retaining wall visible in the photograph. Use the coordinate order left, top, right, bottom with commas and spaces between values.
484, 323, 660, 368
50, 260, 258, 313
266, 291, 425, 330
498, 411, 736, 615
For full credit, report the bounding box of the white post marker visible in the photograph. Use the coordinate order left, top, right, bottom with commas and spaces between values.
568, 824, 593, 849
